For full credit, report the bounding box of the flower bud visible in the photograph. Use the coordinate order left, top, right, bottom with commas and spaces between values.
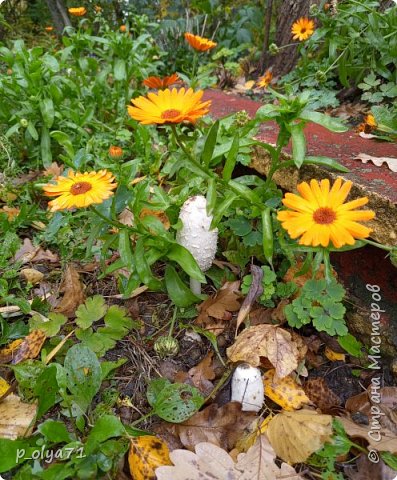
269, 43, 279, 55
109, 145, 123, 159
315, 70, 327, 83
154, 336, 179, 358
234, 110, 251, 128
20, 119, 28, 128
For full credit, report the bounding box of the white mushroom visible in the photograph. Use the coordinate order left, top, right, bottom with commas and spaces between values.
176, 195, 218, 295
231, 364, 264, 412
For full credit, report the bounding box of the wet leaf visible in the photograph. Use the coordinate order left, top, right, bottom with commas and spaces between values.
266, 410, 333, 463
227, 324, 302, 378
54, 264, 85, 317
0, 393, 37, 440
264, 369, 311, 411
196, 281, 241, 335
156, 436, 302, 480
10, 330, 46, 365
236, 265, 263, 332
129, 435, 171, 480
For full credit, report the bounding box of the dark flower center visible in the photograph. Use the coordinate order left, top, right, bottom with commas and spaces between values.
71, 182, 92, 195
313, 207, 336, 225
161, 109, 181, 119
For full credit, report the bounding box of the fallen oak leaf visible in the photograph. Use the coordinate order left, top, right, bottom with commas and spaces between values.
54, 264, 85, 317
0, 393, 37, 440
354, 153, 397, 172
227, 324, 302, 378
10, 330, 46, 365
236, 265, 263, 333
156, 436, 303, 480
128, 435, 171, 480
266, 409, 333, 463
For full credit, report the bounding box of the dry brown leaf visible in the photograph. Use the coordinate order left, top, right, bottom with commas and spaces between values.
227, 324, 302, 378
338, 417, 397, 453
236, 265, 263, 333
10, 330, 46, 365
140, 208, 170, 230
303, 377, 341, 412
54, 264, 85, 317
43, 162, 63, 177
118, 208, 135, 226
187, 352, 216, 396
14, 238, 59, 264
354, 153, 397, 172
344, 453, 397, 480
20, 268, 44, 285
128, 435, 172, 480
158, 402, 257, 452
266, 409, 333, 463
156, 436, 302, 480
0, 206, 20, 220
196, 281, 241, 336
264, 369, 311, 411
0, 393, 37, 439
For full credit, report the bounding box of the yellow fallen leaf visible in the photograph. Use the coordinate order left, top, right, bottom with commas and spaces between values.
264, 369, 311, 411
266, 410, 333, 463
0, 339, 24, 363
129, 435, 171, 480
0, 377, 10, 396
10, 330, 46, 365
227, 324, 302, 378
324, 346, 345, 362
20, 268, 44, 285
0, 394, 37, 439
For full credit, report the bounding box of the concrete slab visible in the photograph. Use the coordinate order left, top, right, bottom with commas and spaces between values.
204, 89, 397, 246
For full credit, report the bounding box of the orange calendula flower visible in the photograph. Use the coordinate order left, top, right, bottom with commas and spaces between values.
68, 7, 87, 17
277, 178, 375, 248
109, 146, 123, 158
43, 170, 117, 211
143, 73, 181, 89
128, 88, 211, 125
357, 113, 377, 134
45, 26, 54, 32
120, 25, 127, 32
291, 17, 315, 41
257, 70, 273, 89
184, 32, 217, 52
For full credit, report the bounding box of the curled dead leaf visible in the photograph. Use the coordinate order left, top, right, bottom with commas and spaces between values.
227, 324, 302, 378
54, 264, 85, 317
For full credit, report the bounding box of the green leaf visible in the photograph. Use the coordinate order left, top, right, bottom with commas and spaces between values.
166, 244, 206, 283
381, 452, 397, 470
38, 420, 73, 443
202, 120, 219, 167
206, 177, 217, 216
64, 344, 102, 416
118, 229, 134, 267
85, 415, 126, 455
211, 192, 237, 229
303, 156, 349, 173
134, 238, 163, 290
34, 363, 61, 418
147, 378, 204, 423
114, 58, 126, 81
0, 438, 36, 473
27, 122, 39, 141
222, 133, 240, 181
40, 98, 55, 128
299, 110, 348, 132
29, 312, 67, 337
75, 295, 107, 329
41, 125, 52, 167
50, 131, 75, 158
290, 122, 306, 168
228, 179, 261, 204
338, 334, 363, 358
101, 359, 127, 380
164, 265, 201, 307
227, 217, 252, 236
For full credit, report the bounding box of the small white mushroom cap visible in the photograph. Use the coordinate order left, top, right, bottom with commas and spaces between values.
176, 195, 218, 272
231, 363, 264, 412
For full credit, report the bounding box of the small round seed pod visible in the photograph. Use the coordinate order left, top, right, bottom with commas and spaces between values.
154, 336, 180, 358
231, 363, 264, 412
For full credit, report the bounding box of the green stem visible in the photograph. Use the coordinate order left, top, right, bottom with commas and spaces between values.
322, 249, 334, 284
191, 51, 199, 88
168, 306, 178, 337
129, 410, 154, 427
361, 238, 394, 252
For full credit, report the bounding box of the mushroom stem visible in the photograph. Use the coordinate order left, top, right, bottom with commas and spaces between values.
190, 277, 202, 296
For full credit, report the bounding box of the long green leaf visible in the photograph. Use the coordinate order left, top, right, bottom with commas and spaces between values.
202, 120, 219, 167
166, 244, 206, 282
290, 123, 306, 168
40, 126, 52, 167
40, 98, 55, 128
165, 265, 200, 307
299, 110, 348, 132
303, 156, 349, 173
118, 229, 133, 267
222, 133, 239, 181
